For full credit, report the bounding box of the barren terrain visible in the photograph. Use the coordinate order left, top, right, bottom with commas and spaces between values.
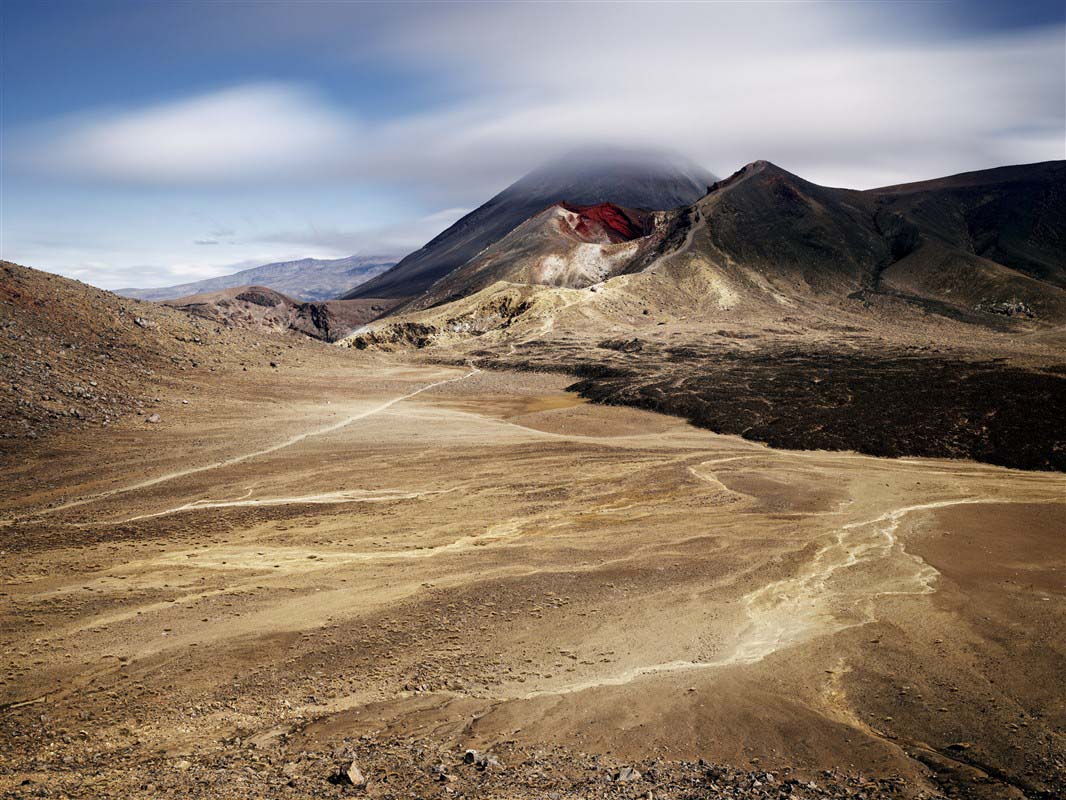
2, 356, 1062, 799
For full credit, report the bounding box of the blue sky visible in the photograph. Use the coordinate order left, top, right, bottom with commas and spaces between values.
2, 0, 1064, 290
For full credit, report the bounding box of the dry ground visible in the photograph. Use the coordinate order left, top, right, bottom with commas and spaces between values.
1, 357, 1063, 799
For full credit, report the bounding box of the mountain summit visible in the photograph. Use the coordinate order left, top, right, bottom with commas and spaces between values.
342, 147, 714, 300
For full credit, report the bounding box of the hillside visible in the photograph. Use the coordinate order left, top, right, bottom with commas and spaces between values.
119, 254, 397, 302
681, 159, 1066, 318
164, 285, 399, 341
870, 160, 1066, 288
0, 262, 345, 444
402, 202, 661, 312
342, 147, 714, 301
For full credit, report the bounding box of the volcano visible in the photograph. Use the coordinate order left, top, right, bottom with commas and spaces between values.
340, 147, 714, 301
401, 202, 660, 312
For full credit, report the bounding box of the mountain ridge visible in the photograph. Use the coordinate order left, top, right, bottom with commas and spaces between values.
119, 254, 398, 303
373, 158, 1065, 325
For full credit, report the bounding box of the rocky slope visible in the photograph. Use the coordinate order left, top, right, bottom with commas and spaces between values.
685, 159, 1066, 317
164, 286, 399, 342
0, 262, 342, 444
401, 202, 662, 312
342, 147, 714, 301
120, 254, 396, 302
870, 160, 1066, 289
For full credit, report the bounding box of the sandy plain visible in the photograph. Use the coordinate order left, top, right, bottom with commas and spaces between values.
1, 357, 1062, 799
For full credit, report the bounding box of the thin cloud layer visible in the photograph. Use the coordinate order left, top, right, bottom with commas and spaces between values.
14, 5, 1064, 194
5, 204, 467, 291
18, 84, 354, 185
249, 208, 471, 255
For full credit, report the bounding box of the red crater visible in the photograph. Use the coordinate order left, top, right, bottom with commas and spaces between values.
558, 202, 652, 243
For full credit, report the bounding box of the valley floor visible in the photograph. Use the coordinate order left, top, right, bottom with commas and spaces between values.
1, 358, 1063, 799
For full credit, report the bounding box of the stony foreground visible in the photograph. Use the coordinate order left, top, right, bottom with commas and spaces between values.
2, 361, 1063, 799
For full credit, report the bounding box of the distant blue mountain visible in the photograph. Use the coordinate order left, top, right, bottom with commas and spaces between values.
118, 254, 398, 302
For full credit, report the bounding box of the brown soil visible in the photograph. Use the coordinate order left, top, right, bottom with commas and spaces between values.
2, 358, 1062, 799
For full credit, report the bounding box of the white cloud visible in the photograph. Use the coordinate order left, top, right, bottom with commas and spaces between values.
12, 8, 1064, 194
353, 4, 1065, 190
2, 203, 468, 290
17, 84, 355, 185
249, 207, 471, 254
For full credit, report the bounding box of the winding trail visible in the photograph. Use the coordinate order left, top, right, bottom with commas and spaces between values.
515, 495, 1053, 699
34, 367, 481, 517
725, 496, 990, 664
110, 488, 456, 524
647, 207, 705, 272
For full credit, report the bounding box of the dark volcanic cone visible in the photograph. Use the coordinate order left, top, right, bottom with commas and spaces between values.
341, 147, 714, 301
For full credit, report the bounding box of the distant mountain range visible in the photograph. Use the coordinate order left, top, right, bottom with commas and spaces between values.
342, 147, 714, 301
341, 157, 1066, 471
118, 254, 398, 302
367, 158, 1066, 325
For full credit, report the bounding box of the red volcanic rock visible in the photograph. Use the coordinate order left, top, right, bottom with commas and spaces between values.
558, 202, 652, 243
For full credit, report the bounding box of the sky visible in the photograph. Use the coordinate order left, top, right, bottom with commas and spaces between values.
1, 1, 1064, 290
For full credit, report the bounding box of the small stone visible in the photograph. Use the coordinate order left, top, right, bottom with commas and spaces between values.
615, 766, 641, 782
174, 759, 191, 771
463, 749, 499, 770
331, 760, 366, 787
146, 413, 161, 423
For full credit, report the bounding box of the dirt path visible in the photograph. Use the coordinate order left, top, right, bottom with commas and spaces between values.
31, 366, 479, 517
